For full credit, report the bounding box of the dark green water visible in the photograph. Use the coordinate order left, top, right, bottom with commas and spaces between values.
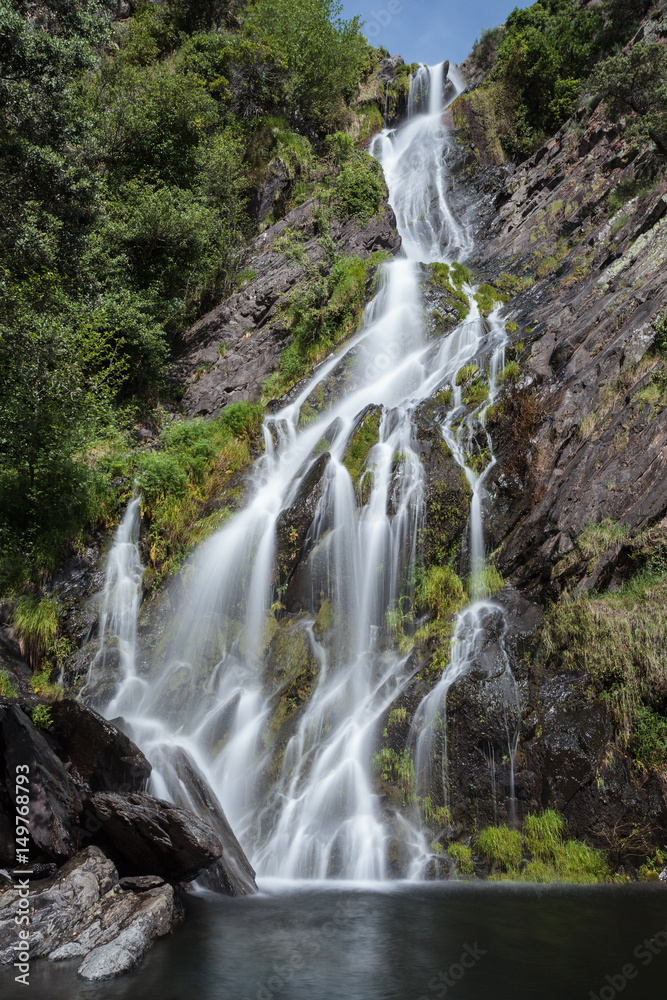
2, 882, 666, 999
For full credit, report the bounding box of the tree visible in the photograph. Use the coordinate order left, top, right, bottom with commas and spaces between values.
590, 42, 667, 159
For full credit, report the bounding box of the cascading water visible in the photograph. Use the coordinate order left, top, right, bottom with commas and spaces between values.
87, 62, 520, 880
86, 493, 144, 714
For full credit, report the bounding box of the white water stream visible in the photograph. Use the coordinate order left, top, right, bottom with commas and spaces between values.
87, 63, 520, 880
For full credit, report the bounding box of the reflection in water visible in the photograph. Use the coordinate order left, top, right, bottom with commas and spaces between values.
4, 884, 665, 1000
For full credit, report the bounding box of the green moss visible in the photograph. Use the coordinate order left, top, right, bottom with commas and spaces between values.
455, 364, 479, 386
0, 670, 18, 698
262, 254, 384, 403
541, 561, 667, 772
462, 379, 489, 409
422, 795, 450, 826
474, 283, 508, 317
372, 746, 415, 804
448, 841, 474, 875
493, 273, 536, 295
313, 598, 336, 637
428, 263, 470, 322
342, 408, 381, 498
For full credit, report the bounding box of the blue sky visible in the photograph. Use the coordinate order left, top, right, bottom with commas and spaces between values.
341, 0, 520, 65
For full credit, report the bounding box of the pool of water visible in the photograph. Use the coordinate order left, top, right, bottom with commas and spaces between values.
2, 881, 666, 999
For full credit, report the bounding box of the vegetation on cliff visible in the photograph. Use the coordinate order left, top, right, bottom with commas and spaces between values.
0, 0, 385, 588
457, 0, 661, 161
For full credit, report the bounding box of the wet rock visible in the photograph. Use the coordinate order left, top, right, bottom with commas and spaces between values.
412, 399, 471, 568
150, 745, 257, 896
0, 702, 84, 865
276, 451, 331, 609
84, 790, 223, 882
174, 197, 400, 418
47, 699, 151, 793
0, 846, 181, 981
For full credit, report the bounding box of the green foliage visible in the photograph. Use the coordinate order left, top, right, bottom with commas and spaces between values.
372, 746, 415, 804
474, 283, 507, 317
479, 811, 610, 883
428, 263, 470, 322
137, 404, 262, 582
467, 565, 504, 599
589, 42, 667, 160
523, 809, 566, 860
342, 409, 381, 497
497, 360, 520, 384
31, 704, 53, 731
447, 841, 475, 875
0, 0, 377, 585
0, 670, 18, 698
333, 153, 386, 223
262, 254, 382, 402
243, 0, 368, 134
29, 668, 63, 700
542, 563, 667, 772
419, 565, 466, 618
12, 597, 58, 670
477, 824, 522, 872
495, 0, 603, 148
455, 364, 479, 386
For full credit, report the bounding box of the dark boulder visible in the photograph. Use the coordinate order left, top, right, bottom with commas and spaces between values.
0, 701, 84, 865
47, 699, 151, 793
84, 790, 224, 882
151, 745, 257, 896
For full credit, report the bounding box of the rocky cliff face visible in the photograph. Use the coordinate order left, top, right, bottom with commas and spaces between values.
414, 53, 667, 863
173, 187, 400, 420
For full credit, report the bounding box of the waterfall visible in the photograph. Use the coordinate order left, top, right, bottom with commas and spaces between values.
86, 63, 520, 880
86, 494, 144, 713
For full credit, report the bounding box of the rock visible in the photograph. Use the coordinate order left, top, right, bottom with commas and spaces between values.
173, 196, 401, 418
151, 745, 257, 896
276, 451, 331, 609
0, 846, 181, 981
0, 702, 84, 864
84, 790, 224, 882
412, 399, 471, 568
47, 699, 151, 793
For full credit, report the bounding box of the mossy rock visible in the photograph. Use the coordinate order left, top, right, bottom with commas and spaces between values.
341, 404, 382, 503
412, 400, 472, 568
265, 617, 319, 742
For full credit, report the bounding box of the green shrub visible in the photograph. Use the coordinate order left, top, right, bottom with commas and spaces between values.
12, 597, 58, 671
523, 810, 566, 861
448, 842, 475, 875
31, 704, 53, 730
0, 670, 18, 698
29, 669, 64, 701
333, 153, 385, 223
477, 824, 522, 872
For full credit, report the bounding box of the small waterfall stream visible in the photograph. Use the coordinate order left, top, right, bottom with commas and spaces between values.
88, 62, 520, 880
